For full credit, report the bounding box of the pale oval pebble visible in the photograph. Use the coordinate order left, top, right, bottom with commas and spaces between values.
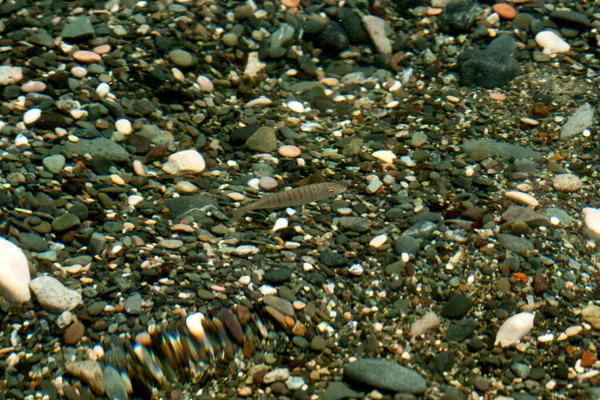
23, 108, 41, 124
21, 81, 46, 93
235, 245, 260, 256
110, 174, 125, 186
71, 66, 87, 78
128, 195, 144, 206
172, 68, 185, 82
537, 333, 554, 343
535, 30, 570, 54
284, 241, 300, 249
287, 100, 304, 113
565, 325, 582, 336
246, 96, 272, 108
583, 207, 600, 235
505, 190, 539, 207
495, 312, 535, 347
186, 312, 206, 340
96, 82, 110, 97
272, 218, 288, 232
369, 234, 388, 248
320, 77, 339, 87
259, 176, 278, 191
93, 44, 111, 54
228, 192, 245, 201
196, 75, 214, 92
372, 150, 396, 163
70, 109, 88, 119
73, 50, 101, 63
279, 145, 301, 158
115, 118, 133, 134
132, 160, 146, 176
239, 275, 251, 285
175, 181, 198, 194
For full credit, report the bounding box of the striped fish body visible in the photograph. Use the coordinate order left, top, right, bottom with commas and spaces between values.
231, 182, 346, 222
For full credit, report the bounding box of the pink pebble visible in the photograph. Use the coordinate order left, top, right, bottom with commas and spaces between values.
73, 50, 101, 63
93, 44, 111, 54
279, 145, 302, 158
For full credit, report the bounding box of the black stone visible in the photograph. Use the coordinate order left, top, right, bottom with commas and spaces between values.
446, 318, 477, 342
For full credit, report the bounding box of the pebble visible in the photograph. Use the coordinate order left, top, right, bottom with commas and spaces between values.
0, 65, 23, 85
64, 322, 85, 345
159, 239, 184, 249
369, 234, 388, 248
560, 103, 593, 140
71, 66, 87, 78
259, 176, 278, 191
64, 361, 105, 395
23, 108, 42, 124
279, 145, 301, 158
21, 81, 46, 93
196, 75, 214, 92
96, 82, 110, 97
505, 190, 539, 207
287, 100, 305, 113
535, 31, 570, 54
0, 236, 31, 303
372, 150, 396, 163
583, 208, 600, 236
29, 276, 82, 313
163, 150, 206, 174
362, 16, 391, 54
552, 173, 582, 192
263, 368, 291, 385
169, 49, 194, 67
115, 119, 133, 135
495, 312, 535, 347
246, 96, 272, 108
42, 154, 66, 174
52, 213, 81, 232
246, 127, 277, 153
492, 3, 517, 20
73, 50, 101, 63
344, 358, 427, 394
582, 304, 600, 330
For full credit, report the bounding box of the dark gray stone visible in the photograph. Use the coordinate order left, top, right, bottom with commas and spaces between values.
343, 358, 427, 394
19, 232, 48, 252
64, 138, 130, 162
60, 17, 95, 39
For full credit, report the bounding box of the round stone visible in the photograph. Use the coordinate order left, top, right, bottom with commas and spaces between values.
23, 108, 42, 124
21, 81, 46, 93
115, 119, 133, 135
287, 100, 304, 113
169, 49, 194, 67
279, 145, 302, 158
73, 50, 101, 63
552, 173, 582, 192
259, 176, 278, 191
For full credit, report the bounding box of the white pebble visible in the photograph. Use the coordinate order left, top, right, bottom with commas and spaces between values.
71, 66, 87, 78
115, 118, 133, 135
96, 82, 110, 97
369, 234, 388, 248
583, 207, 600, 236
272, 218, 288, 232
23, 108, 41, 124
505, 190, 539, 207
163, 150, 206, 175
196, 75, 214, 92
259, 176, 278, 191
349, 263, 364, 276
372, 150, 396, 164
246, 96, 272, 108
235, 245, 260, 256
287, 100, 304, 113
128, 195, 144, 206
239, 275, 251, 285
186, 312, 206, 340
535, 31, 570, 54
0, 236, 31, 303
495, 312, 535, 347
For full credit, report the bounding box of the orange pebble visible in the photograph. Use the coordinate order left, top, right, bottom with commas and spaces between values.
513, 272, 528, 283
493, 3, 517, 20
581, 351, 598, 368
281, 0, 299, 7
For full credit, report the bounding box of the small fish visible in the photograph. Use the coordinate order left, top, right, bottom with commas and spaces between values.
230, 182, 347, 223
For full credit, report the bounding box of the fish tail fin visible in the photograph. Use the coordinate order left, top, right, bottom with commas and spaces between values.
230, 206, 249, 224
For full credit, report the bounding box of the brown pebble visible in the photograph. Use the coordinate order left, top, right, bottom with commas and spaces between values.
581, 351, 597, 367
492, 3, 517, 19
64, 322, 85, 345
533, 274, 549, 296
